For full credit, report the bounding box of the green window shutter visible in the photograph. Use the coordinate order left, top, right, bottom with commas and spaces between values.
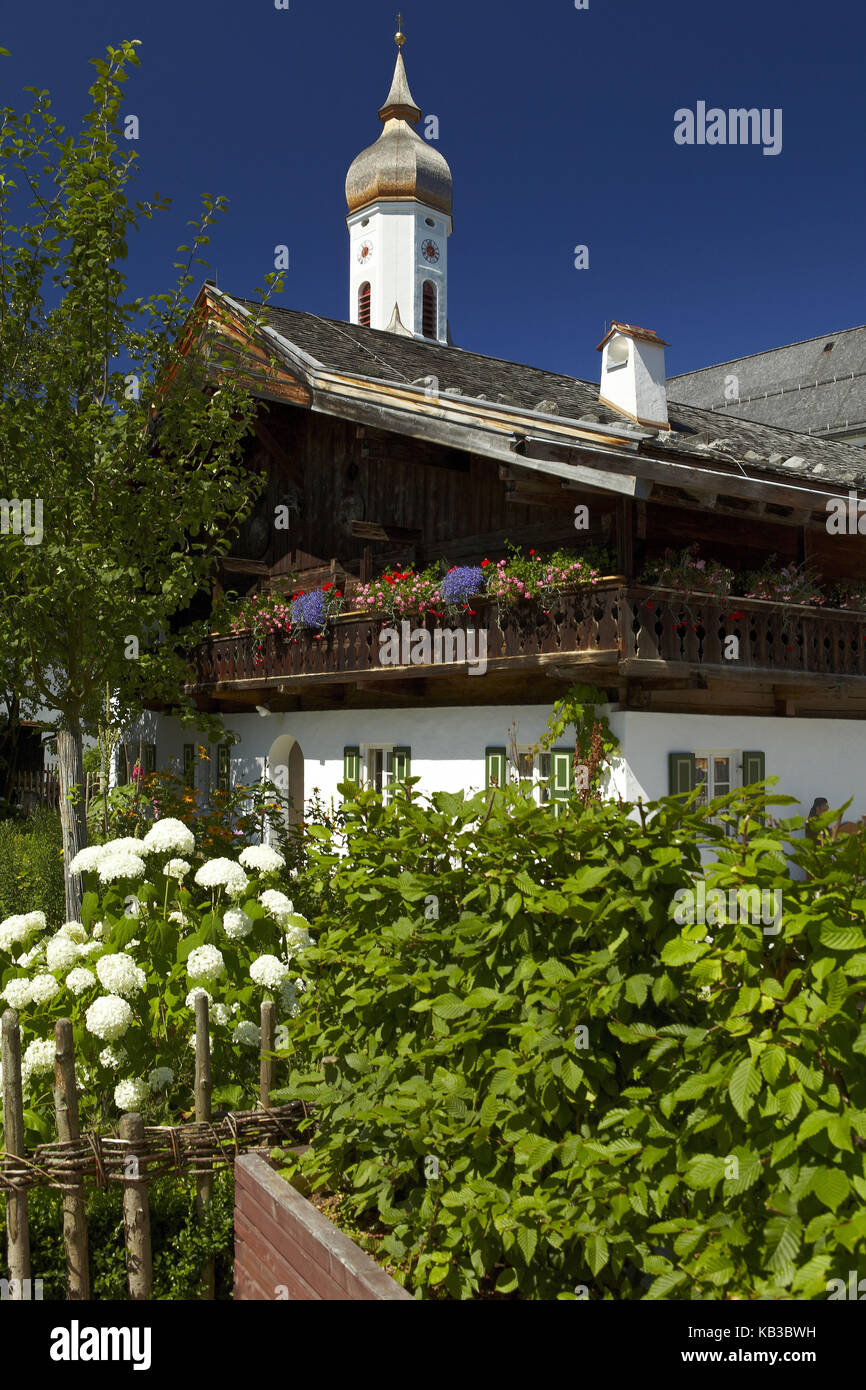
485, 747, 507, 790
393, 747, 411, 783
551, 748, 574, 818
343, 746, 361, 785
742, 751, 766, 785
144, 744, 157, 775
668, 752, 696, 796
217, 745, 230, 795
183, 744, 195, 789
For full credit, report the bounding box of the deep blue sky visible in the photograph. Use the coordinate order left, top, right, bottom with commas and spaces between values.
1, 0, 863, 381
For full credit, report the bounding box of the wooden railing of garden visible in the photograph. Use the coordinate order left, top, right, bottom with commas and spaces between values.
0, 1000, 301, 1300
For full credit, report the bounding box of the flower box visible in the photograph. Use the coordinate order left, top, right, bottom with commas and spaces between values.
233, 1153, 413, 1302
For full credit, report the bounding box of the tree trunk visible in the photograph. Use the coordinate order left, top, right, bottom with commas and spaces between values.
57, 726, 87, 922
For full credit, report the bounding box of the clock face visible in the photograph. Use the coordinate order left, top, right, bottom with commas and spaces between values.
421, 238, 441, 265
357, 239, 374, 265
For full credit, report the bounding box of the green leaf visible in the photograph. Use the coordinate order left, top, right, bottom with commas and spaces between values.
728, 1057, 761, 1120
584, 1233, 609, 1275
812, 1167, 850, 1212
684, 1153, 726, 1189
517, 1226, 538, 1264
818, 924, 866, 951
646, 1268, 687, 1299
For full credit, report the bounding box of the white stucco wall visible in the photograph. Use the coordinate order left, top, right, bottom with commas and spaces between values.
145, 705, 865, 827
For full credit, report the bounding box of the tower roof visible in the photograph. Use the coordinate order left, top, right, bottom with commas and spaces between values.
346, 27, 453, 218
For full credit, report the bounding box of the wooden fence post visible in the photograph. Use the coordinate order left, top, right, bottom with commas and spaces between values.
260, 1000, 275, 1110
120, 1112, 152, 1300
52, 1019, 89, 1299
2, 1009, 31, 1296
195, 993, 214, 1299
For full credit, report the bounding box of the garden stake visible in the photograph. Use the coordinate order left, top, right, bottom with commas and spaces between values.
195, 993, 215, 1299
1, 1008, 30, 1294
53, 1019, 90, 1298
260, 1000, 276, 1109
120, 1112, 152, 1300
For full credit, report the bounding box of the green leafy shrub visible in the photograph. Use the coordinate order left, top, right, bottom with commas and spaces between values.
0, 810, 65, 928
278, 782, 866, 1299
0, 1173, 234, 1299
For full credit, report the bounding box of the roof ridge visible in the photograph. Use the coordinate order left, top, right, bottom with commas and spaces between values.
669, 324, 866, 378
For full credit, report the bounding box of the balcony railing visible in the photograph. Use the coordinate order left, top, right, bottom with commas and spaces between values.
189, 582, 866, 692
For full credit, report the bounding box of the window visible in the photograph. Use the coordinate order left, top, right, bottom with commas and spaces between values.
359, 282, 371, 327
422, 281, 437, 339
669, 749, 766, 831
517, 748, 553, 806
144, 744, 156, 775
183, 744, 195, 789
358, 745, 411, 804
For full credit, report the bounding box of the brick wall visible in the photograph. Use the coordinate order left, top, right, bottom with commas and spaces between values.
234, 1153, 414, 1301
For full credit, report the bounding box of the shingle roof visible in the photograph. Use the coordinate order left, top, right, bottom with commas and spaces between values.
235, 299, 866, 491
668, 324, 866, 443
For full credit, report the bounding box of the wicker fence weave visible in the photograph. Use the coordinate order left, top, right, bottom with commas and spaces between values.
0, 1102, 303, 1194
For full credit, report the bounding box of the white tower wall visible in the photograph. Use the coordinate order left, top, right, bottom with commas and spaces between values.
348, 201, 451, 342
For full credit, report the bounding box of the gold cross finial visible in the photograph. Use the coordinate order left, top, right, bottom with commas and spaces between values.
395, 14, 406, 47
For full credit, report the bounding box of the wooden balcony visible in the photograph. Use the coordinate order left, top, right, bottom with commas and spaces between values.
189, 583, 866, 701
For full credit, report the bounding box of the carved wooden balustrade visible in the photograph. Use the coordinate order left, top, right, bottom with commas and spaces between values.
622, 586, 866, 679
191, 584, 623, 689
189, 583, 866, 692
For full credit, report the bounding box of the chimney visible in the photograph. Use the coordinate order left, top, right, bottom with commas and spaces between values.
597, 322, 669, 429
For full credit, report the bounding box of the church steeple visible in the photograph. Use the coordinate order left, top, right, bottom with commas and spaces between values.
345, 20, 453, 343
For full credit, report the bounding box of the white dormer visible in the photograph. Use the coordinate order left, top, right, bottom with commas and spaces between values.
597, 322, 669, 428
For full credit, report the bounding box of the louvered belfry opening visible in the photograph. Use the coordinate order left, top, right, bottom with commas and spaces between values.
359, 282, 371, 327
422, 281, 437, 339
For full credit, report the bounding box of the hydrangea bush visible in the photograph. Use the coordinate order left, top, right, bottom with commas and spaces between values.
0, 819, 314, 1136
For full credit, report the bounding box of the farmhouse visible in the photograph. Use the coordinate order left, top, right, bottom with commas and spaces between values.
139, 27, 866, 828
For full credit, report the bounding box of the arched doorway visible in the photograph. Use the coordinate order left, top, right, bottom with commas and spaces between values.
266, 734, 305, 842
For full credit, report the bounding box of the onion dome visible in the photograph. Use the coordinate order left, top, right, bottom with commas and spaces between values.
345, 29, 453, 219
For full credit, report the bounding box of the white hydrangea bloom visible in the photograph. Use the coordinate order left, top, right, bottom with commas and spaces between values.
163, 859, 191, 881
168, 910, 187, 927
91, 921, 105, 940
15, 945, 44, 968
102, 837, 148, 857
2, 978, 33, 1009
222, 908, 253, 941
194, 859, 249, 898
279, 979, 304, 1017
59, 921, 88, 942
66, 967, 97, 997
95, 953, 147, 998
99, 1044, 126, 1068
232, 1020, 261, 1047
185, 987, 213, 1011
114, 1078, 150, 1111
96, 851, 147, 885
69, 846, 107, 875
22, 1038, 55, 1085
124, 898, 142, 920
77, 941, 102, 958
211, 1002, 230, 1027
187, 945, 226, 983
29, 973, 61, 1005
239, 845, 286, 874
259, 889, 294, 924
45, 935, 82, 974
250, 954, 290, 990
188, 1032, 213, 1054
149, 1066, 174, 1091
86, 995, 134, 1041
285, 923, 313, 961
142, 818, 196, 857
0, 911, 46, 953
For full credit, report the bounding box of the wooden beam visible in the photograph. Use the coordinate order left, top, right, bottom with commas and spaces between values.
349, 520, 423, 543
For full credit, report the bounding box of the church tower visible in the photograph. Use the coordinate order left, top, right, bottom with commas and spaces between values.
346, 20, 453, 343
